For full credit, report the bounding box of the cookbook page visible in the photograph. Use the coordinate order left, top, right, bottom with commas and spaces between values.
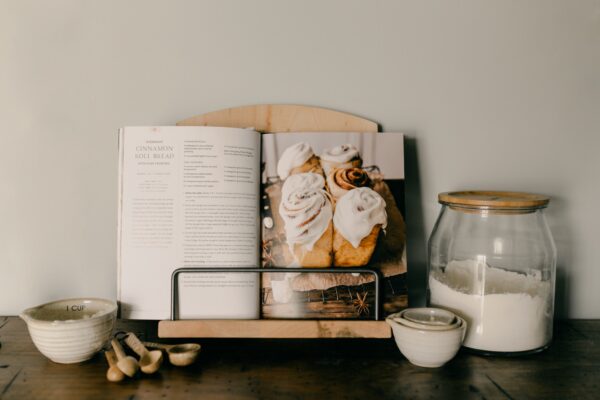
260, 132, 406, 319
118, 126, 261, 319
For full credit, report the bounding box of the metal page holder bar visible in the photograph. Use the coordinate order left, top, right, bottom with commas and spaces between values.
170, 267, 383, 321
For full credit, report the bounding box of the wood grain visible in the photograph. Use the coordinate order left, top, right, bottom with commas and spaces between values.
1, 317, 600, 399
177, 104, 378, 133
158, 320, 391, 339
438, 190, 550, 209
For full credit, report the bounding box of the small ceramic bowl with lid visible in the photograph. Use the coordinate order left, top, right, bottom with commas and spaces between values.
386, 307, 467, 368
20, 298, 117, 364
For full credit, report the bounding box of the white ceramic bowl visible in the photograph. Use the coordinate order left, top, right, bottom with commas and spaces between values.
394, 308, 461, 331
386, 311, 467, 368
402, 307, 457, 326
20, 298, 117, 364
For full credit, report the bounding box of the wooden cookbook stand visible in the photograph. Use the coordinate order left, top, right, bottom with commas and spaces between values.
158, 104, 392, 339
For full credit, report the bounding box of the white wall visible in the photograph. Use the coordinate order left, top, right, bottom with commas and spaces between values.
1, 0, 599, 318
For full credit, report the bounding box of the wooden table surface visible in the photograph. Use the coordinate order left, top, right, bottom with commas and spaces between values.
1, 317, 598, 399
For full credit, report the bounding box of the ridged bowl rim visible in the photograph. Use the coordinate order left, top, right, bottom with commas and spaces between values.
20, 297, 117, 326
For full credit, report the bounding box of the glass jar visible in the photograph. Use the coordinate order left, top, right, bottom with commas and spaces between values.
427, 191, 556, 355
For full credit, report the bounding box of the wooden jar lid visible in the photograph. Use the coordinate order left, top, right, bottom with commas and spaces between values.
438, 191, 550, 209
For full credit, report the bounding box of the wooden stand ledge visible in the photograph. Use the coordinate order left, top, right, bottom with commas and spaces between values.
158, 320, 391, 339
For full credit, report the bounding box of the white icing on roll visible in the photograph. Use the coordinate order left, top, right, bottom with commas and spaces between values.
333, 187, 387, 248
277, 142, 315, 180
281, 172, 325, 199
320, 144, 360, 163
279, 187, 332, 251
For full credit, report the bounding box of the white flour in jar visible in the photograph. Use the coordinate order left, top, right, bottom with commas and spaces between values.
429, 259, 553, 352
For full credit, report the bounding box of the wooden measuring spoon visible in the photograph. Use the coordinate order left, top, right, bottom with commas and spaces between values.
105, 349, 125, 382
124, 333, 163, 374
143, 341, 201, 367
111, 338, 139, 378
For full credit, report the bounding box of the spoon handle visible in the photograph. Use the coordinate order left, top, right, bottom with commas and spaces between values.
142, 341, 171, 351
111, 339, 127, 360
124, 333, 148, 357
105, 349, 119, 367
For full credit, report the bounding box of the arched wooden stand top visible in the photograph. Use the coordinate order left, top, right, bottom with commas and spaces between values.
160, 105, 390, 339
177, 104, 379, 133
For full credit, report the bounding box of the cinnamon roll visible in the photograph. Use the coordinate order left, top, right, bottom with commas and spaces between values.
281, 172, 325, 200
332, 187, 387, 267
277, 142, 323, 180
320, 144, 362, 174
326, 167, 372, 200
279, 186, 333, 267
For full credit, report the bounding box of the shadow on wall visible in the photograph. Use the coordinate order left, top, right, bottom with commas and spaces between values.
402, 135, 428, 307
546, 195, 571, 320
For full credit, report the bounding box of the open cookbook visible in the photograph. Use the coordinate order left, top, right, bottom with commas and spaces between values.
118, 127, 406, 320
